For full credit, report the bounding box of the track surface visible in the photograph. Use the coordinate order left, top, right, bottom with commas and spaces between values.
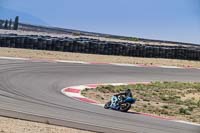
0, 59, 199, 133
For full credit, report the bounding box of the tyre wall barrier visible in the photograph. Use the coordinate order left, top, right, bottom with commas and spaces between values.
0, 34, 200, 60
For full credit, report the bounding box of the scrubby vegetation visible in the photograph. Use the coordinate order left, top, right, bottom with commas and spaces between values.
82, 82, 200, 123
126, 37, 139, 41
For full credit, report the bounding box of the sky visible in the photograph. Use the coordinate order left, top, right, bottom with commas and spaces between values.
0, 0, 200, 44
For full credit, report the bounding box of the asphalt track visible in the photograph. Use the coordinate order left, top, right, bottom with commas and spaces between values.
0, 59, 199, 133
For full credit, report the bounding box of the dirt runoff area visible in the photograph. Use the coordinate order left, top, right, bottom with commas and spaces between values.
0, 48, 200, 68
82, 82, 200, 124
0, 116, 94, 133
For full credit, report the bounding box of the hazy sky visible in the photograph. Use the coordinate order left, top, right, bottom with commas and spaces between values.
0, 0, 200, 44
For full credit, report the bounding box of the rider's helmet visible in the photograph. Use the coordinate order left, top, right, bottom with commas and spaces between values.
125, 89, 132, 97
125, 89, 131, 94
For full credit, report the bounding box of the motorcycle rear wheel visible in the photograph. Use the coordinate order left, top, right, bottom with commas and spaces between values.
119, 103, 131, 112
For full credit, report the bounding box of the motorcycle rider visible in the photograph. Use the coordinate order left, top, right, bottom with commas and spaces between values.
110, 89, 134, 109
115, 89, 133, 98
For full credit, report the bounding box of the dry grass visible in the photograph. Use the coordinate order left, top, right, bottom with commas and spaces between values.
0, 116, 94, 133
0, 48, 200, 68
82, 82, 200, 124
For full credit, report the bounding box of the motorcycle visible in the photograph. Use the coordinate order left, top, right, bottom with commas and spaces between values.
104, 95, 136, 112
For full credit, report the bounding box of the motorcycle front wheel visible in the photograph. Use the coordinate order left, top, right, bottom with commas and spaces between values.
104, 101, 111, 109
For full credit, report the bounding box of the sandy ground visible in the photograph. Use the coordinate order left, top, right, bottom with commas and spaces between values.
0, 116, 94, 133
0, 48, 200, 68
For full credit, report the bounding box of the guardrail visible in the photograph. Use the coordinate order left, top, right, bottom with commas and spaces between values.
0, 34, 200, 60
19, 23, 200, 47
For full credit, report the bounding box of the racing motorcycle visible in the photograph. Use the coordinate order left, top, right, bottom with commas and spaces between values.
104, 95, 136, 112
